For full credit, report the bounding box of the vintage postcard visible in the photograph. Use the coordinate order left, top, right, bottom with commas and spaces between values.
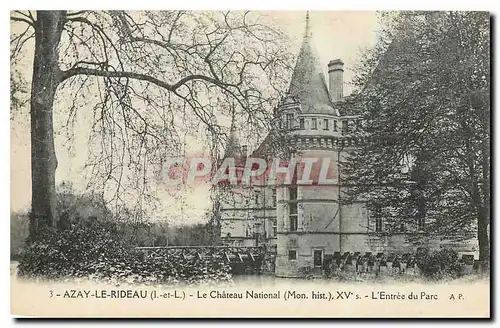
10, 10, 490, 318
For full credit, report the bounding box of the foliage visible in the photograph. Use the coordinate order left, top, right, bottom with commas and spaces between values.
415, 247, 465, 280
342, 11, 490, 260
11, 182, 110, 257
166, 223, 219, 246
17, 218, 232, 285
16, 184, 230, 284
10, 211, 30, 260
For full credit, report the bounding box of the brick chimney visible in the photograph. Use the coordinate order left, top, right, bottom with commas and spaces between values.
327, 59, 344, 103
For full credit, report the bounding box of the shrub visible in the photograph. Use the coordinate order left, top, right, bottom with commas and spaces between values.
17, 218, 232, 285
415, 247, 465, 280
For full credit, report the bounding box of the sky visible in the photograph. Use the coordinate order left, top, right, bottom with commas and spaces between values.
10, 11, 380, 224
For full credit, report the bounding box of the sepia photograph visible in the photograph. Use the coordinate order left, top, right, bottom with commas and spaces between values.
9, 8, 491, 318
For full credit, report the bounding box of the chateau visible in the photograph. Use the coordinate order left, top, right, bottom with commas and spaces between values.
218, 14, 477, 277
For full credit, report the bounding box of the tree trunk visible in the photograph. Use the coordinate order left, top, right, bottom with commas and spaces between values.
480, 93, 491, 266
477, 207, 489, 264
28, 11, 66, 241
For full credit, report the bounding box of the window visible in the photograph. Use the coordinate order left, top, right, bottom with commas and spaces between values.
291, 162, 298, 185
311, 118, 317, 130
417, 216, 425, 230
333, 120, 338, 131
272, 219, 277, 237
342, 120, 349, 134
288, 249, 297, 261
254, 222, 262, 236
313, 249, 323, 267
375, 217, 383, 232
323, 119, 329, 130
272, 189, 277, 207
286, 113, 293, 129
254, 191, 260, 206
370, 204, 383, 232
299, 118, 305, 130
290, 209, 298, 231
289, 187, 298, 232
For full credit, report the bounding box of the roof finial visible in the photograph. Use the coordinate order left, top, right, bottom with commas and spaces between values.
305, 11, 310, 37
304, 11, 313, 39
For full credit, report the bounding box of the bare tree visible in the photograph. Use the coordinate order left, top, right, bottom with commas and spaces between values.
10, 10, 293, 240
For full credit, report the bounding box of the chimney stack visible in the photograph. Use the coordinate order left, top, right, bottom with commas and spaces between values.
327, 59, 344, 103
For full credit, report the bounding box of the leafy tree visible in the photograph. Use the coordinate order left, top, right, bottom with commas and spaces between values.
343, 12, 490, 262
10, 10, 292, 241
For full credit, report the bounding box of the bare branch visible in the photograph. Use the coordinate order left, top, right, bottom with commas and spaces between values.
10, 16, 34, 27
66, 10, 89, 17
13, 10, 35, 24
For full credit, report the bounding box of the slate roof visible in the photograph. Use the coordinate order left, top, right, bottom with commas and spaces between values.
286, 14, 337, 115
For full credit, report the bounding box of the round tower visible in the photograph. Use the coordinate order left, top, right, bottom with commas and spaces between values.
272, 13, 367, 278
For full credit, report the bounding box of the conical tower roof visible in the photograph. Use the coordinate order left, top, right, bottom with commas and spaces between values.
224, 110, 241, 158
287, 12, 337, 114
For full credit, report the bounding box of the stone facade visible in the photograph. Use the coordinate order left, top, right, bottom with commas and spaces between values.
218, 15, 478, 277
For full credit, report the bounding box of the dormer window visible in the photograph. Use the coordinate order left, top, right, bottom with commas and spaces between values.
311, 118, 317, 130
286, 114, 294, 129
375, 217, 383, 232
299, 118, 305, 130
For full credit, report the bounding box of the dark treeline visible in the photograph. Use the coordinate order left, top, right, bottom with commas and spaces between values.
11, 182, 219, 260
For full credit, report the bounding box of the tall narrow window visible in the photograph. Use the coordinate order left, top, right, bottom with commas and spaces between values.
311, 118, 317, 130
272, 189, 277, 207
371, 204, 383, 232
254, 222, 262, 237
289, 187, 298, 232
342, 120, 349, 134
272, 219, 277, 237
375, 217, 383, 232
313, 249, 323, 267
289, 210, 298, 232
323, 119, 329, 130
299, 118, 305, 130
286, 113, 293, 129
333, 120, 338, 131
254, 191, 260, 206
